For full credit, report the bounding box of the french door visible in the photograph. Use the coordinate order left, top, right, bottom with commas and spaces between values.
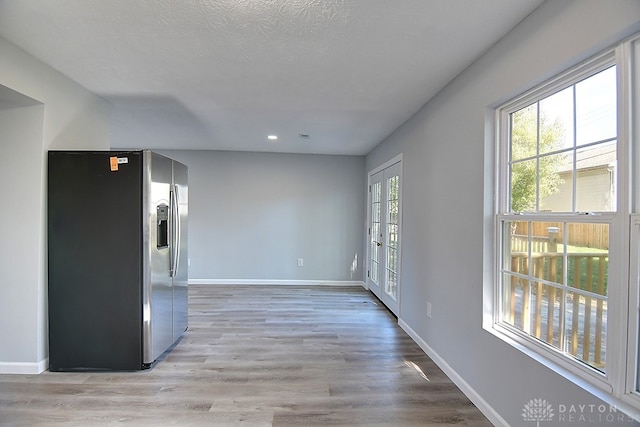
367, 160, 402, 316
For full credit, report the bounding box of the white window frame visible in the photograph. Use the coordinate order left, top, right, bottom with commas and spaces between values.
628, 215, 640, 403
622, 34, 640, 411
485, 33, 640, 413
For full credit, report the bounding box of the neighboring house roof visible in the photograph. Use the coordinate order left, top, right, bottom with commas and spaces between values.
557, 143, 616, 173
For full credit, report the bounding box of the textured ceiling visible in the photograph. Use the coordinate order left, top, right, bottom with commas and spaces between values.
0, 0, 544, 155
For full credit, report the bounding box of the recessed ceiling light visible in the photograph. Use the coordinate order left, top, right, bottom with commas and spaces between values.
267, 135, 278, 141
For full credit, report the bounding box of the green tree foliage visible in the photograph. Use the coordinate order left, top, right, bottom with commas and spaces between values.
510, 104, 565, 212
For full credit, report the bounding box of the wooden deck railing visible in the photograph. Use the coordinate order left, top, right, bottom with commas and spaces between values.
507, 237, 608, 369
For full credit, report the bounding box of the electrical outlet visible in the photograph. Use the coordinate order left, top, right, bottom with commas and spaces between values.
426, 302, 432, 319
297, 258, 304, 267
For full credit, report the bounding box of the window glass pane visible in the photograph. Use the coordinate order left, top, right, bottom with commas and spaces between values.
501, 219, 609, 371
505, 220, 529, 275
531, 221, 562, 256
386, 269, 397, 300
386, 247, 397, 275
526, 222, 565, 347
510, 159, 537, 212
538, 152, 572, 212
575, 141, 617, 212
564, 290, 607, 371
576, 66, 617, 146
371, 228, 380, 258
508, 67, 617, 215
370, 218, 380, 284
529, 282, 565, 347
387, 223, 398, 249
565, 223, 609, 294
372, 182, 381, 203
372, 223, 380, 243
502, 272, 530, 332
531, 221, 564, 280
388, 199, 398, 225
370, 180, 382, 285
511, 104, 538, 161
539, 86, 574, 153
371, 260, 379, 283
564, 223, 608, 370
388, 176, 399, 200
385, 173, 399, 297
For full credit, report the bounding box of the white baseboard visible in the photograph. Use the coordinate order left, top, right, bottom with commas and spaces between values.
189, 279, 366, 288
0, 358, 48, 375
398, 319, 507, 427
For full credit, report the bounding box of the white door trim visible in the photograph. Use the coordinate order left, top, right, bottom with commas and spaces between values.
368, 153, 403, 176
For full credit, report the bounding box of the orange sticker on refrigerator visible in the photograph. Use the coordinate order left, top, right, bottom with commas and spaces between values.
109, 156, 118, 171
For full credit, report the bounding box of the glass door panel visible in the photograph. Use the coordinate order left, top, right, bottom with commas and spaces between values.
367, 161, 402, 315
369, 175, 382, 289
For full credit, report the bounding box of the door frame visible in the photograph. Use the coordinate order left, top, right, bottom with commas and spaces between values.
366, 153, 403, 316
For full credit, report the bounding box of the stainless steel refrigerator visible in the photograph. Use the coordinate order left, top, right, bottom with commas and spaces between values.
47, 150, 188, 371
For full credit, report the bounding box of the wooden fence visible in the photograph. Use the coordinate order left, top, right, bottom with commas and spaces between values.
511, 222, 609, 250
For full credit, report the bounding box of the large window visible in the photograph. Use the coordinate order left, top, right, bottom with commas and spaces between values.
501, 63, 616, 373
490, 33, 640, 410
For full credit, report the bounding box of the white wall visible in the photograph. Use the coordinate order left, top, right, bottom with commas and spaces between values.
366, 1, 640, 426
158, 150, 365, 284
0, 37, 110, 373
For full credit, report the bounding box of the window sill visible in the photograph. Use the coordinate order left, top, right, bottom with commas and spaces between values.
484, 322, 640, 422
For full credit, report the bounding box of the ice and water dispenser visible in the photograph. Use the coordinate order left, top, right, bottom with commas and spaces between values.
156, 204, 169, 248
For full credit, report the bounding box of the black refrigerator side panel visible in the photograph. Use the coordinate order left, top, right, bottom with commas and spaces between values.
48, 151, 143, 371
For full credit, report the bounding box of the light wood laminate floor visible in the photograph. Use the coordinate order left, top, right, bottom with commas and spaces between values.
0, 285, 491, 426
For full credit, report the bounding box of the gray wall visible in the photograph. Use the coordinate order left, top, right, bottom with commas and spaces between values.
365, 1, 640, 426
158, 150, 365, 283
0, 102, 44, 366
0, 37, 110, 373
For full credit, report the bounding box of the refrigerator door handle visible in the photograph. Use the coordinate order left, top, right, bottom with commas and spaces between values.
173, 185, 181, 277
169, 188, 177, 277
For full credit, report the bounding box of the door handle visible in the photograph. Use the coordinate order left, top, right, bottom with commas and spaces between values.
169, 189, 174, 277
169, 187, 179, 277
173, 185, 181, 277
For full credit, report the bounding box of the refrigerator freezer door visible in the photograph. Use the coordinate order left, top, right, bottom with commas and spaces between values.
172, 160, 188, 339
142, 151, 174, 364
